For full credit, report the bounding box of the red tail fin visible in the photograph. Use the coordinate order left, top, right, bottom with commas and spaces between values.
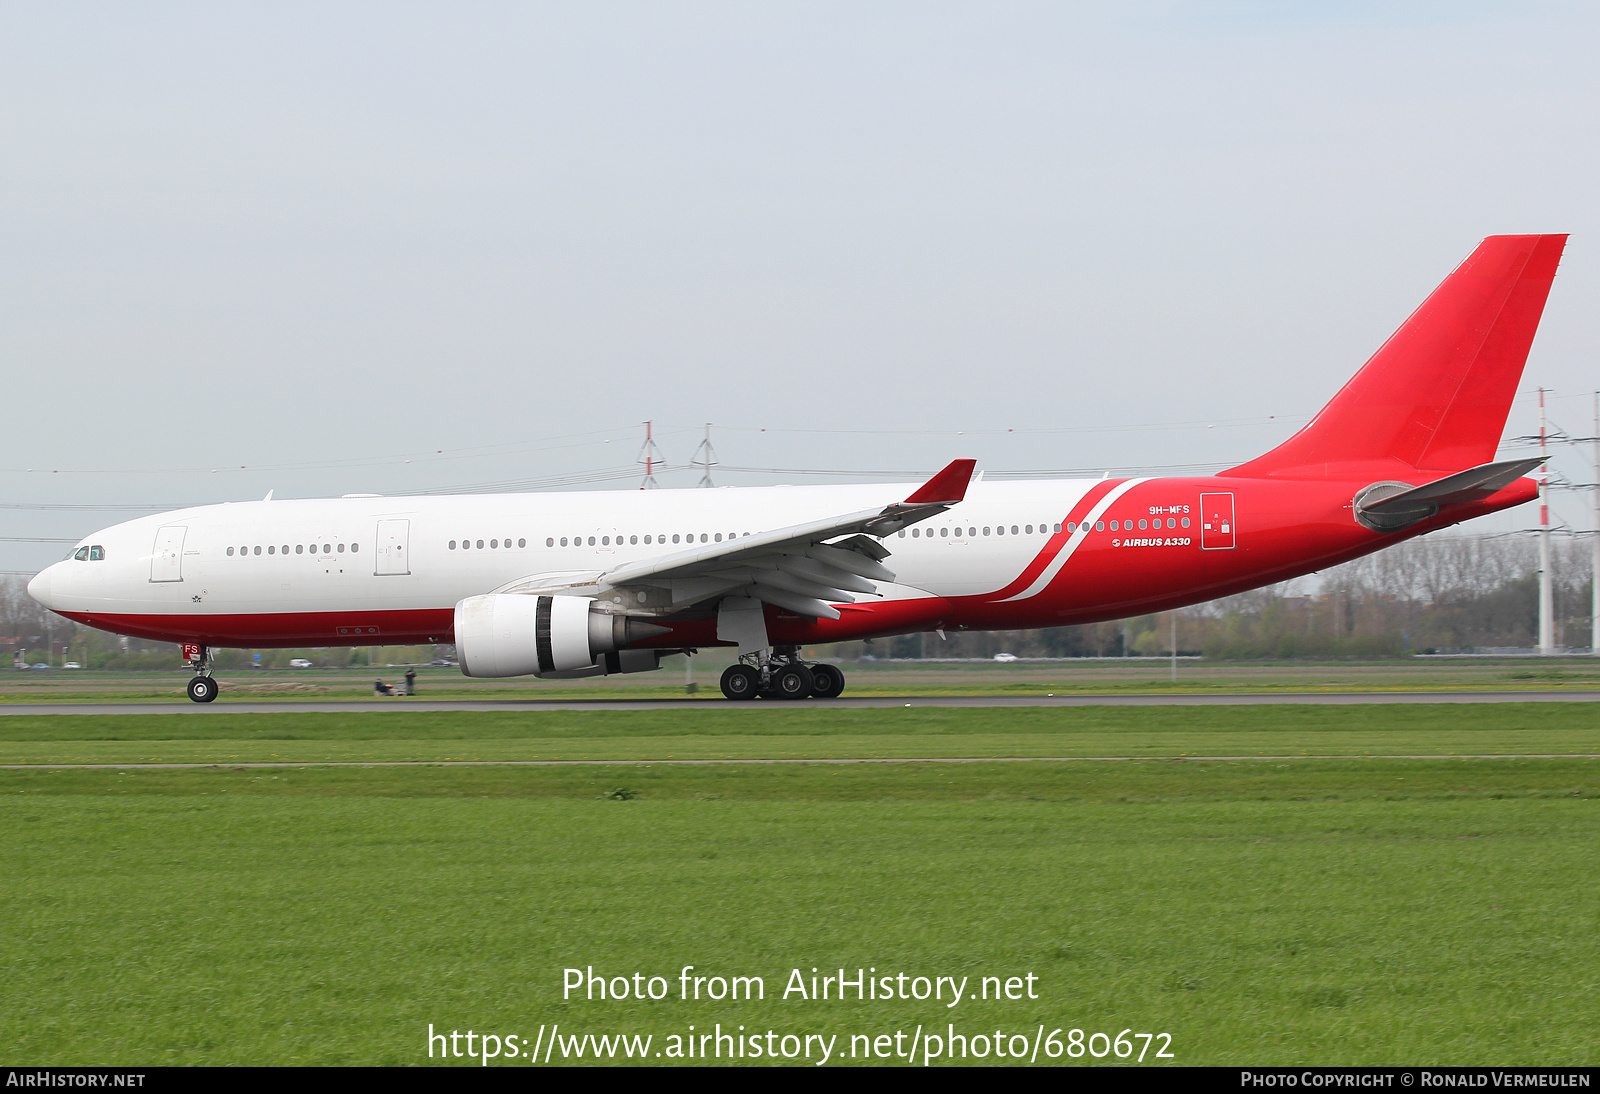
1224, 234, 1567, 481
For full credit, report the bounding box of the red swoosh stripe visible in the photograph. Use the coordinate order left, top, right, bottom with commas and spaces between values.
980, 478, 1125, 602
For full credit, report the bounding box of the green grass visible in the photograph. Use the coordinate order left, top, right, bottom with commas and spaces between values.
1, 704, 1597, 765
4, 707, 1600, 1066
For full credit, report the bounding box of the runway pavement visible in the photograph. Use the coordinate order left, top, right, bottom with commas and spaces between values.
3, 690, 1599, 714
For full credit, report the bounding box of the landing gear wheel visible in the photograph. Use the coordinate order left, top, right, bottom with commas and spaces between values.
187, 676, 219, 704
771, 663, 815, 700
808, 663, 845, 699
720, 664, 761, 701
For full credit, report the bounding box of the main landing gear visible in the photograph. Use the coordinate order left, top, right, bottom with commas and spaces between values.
186, 645, 219, 704
718, 648, 846, 701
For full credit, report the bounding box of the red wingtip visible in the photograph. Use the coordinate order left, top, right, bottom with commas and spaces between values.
904, 459, 977, 505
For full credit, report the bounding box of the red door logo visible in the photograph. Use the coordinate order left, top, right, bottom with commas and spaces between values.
1200, 492, 1236, 550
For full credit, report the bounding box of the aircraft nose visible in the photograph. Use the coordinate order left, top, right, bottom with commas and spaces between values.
26, 565, 54, 609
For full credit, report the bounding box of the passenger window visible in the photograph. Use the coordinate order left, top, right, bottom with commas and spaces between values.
476, 540, 484, 549
1181, 517, 1191, 528
1010, 525, 1018, 535
1053, 523, 1062, 533
939, 528, 948, 538
714, 533, 722, 542
351, 543, 359, 553
324, 544, 332, 554
449, 541, 456, 550
1094, 522, 1104, 532
630, 535, 637, 545
644, 535, 652, 544
559, 537, 567, 547
1109, 521, 1118, 531
1167, 518, 1176, 528
518, 539, 526, 548
1139, 519, 1148, 530
282, 545, 290, 554
269, 546, 276, 554
911, 528, 919, 538
227, 547, 235, 557
1025, 525, 1033, 534
338, 544, 345, 553
546, 538, 554, 547
968, 528, 976, 537
672, 534, 680, 544
491, 539, 499, 549
254, 546, 262, 555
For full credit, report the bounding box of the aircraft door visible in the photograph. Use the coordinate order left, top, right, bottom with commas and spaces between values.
150, 525, 186, 582
1199, 493, 1236, 550
374, 519, 411, 576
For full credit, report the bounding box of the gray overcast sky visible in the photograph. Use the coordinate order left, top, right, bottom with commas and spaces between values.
3, 2, 1597, 572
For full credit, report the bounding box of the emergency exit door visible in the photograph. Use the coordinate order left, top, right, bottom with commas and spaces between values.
374, 519, 411, 576
1199, 493, 1236, 550
150, 525, 186, 582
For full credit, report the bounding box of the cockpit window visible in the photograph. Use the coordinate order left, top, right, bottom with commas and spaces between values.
88, 545, 104, 561
73, 547, 89, 561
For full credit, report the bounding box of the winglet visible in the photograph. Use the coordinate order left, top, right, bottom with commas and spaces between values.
904, 459, 977, 505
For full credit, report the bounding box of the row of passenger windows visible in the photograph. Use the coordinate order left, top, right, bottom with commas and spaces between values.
449, 533, 750, 550
450, 538, 527, 550
902, 516, 1191, 539
902, 522, 1057, 538
447, 517, 1195, 553
228, 543, 357, 557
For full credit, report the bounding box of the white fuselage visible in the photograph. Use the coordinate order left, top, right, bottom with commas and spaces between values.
29, 479, 1112, 648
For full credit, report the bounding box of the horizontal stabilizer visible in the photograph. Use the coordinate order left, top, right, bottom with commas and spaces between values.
1355, 456, 1544, 531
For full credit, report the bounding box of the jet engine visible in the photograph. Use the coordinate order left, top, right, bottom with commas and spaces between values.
453, 593, 671, 678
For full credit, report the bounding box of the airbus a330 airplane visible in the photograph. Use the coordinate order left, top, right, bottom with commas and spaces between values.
27, 234, 1566, 702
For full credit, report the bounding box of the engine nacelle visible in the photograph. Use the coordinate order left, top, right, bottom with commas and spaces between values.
453, 593, 669, 678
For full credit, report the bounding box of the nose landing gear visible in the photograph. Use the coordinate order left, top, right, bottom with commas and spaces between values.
185, 644, 219, 703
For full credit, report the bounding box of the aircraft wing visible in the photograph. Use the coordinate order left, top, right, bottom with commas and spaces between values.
501, 459, 974, 619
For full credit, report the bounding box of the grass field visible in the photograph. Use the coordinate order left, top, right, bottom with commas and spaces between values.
1, 704, 1598, 765
4, 705, 1599, 1066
